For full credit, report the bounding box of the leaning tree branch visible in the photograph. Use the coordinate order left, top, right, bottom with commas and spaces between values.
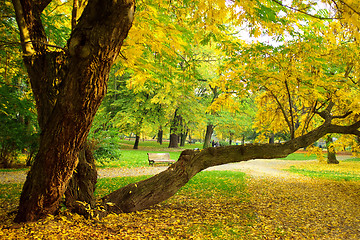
328, 121, 360, 137
332, 111, 353, 119
95, 112, 360, 218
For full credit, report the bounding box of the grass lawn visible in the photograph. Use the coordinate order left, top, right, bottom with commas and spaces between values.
286, 159, 360, 181
280, 152, 323, 160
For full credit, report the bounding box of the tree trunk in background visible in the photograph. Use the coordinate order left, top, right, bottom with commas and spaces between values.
229, 132, 234, 145
326, 135, 339, 164
180, 128, 188, 147
203, 124, 214, 149
169, 110, 181, 148
269, 133, 275, 144
157, 127, 163, 145
65, 142, 97, 211
133, 135, 140, 149
169, 133, 179, 148
12, 0, 135, 222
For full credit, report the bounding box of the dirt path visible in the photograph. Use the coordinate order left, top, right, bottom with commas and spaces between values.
205, 159, 308, 179
0, 156, 351, 184
0, 160, 306, 184
0, 166, 168, 184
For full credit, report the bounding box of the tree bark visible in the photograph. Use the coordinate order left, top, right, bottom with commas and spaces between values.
180, 128, 188, 147
203, 124, 214, 148
13, 0, 135, 223
133, 135, 140, 149
157, 127, 163, 145
326, 135, 339, 164
269, 133, 275, 144
169, 133, 179, 148
65, 142, 97, 210
169, 110, 181, 148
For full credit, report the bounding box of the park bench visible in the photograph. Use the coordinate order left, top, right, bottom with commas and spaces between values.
147, 153, 175, 166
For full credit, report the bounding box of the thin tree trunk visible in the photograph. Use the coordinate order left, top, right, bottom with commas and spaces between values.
133, 135, 140, 149
180, 128, 188, 147
203, 124, 214, 149
326, 135, 339, 164
169, 110, 181, 148
157, 127, 163, 145
269, 133, 275, 144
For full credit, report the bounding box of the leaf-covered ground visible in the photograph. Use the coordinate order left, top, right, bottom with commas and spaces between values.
1, 163, 360, 239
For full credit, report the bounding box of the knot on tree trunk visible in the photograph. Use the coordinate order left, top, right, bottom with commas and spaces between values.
179, 149, 196, 162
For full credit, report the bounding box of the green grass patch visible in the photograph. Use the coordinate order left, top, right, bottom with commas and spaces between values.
0, 183, 22, 200
287, 166, 360, 181
343, 157, 360, 162
94, 171, 247, 199
280, 152, 322, 160
176, 171, 247, 198
0, 168, 28, 172
95, 175, 151, 197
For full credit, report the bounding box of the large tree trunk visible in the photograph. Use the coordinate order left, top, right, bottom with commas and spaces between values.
12, 0, 135, 222
169, 133, 179, 148
65, 142, 97, 212
203, 124, 214, 149
97, 120, 360, 216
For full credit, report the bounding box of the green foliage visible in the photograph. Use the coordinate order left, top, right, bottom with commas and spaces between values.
0, 1, 38, 167
219, 140, 230, 146
41, 1, 72, 47
91, 137, 122, 167
0, 73, 38, 168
